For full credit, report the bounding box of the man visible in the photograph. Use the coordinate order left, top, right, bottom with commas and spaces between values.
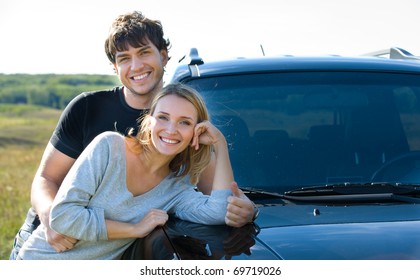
10, 10, 256, 259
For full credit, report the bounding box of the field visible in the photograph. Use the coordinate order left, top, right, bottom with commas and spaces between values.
0, 104, 61, 260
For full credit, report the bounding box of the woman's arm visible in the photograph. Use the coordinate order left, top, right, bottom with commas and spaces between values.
105, 209, 168, 239
169, 121, 234, 225
192, 120, 234, 191
194, 121, 257, 227
49, 133, 115, 241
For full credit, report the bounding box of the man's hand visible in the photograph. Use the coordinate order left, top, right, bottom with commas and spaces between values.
46, 225, 78, 253
225, 182, 256, 227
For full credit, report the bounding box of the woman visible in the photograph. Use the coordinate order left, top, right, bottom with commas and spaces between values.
17, 83, 234, 260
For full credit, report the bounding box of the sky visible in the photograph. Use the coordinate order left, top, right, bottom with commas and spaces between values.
1, 0, 419, 77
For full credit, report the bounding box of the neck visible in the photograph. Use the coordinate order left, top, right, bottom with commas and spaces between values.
123, 87, 155, 110
140, 149, 173, 176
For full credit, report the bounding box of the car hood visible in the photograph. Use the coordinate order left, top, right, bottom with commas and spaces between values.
248, 204, 420, 260
122, 203, 420, 260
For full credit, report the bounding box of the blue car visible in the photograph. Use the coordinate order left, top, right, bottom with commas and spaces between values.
122, 47, 420, 260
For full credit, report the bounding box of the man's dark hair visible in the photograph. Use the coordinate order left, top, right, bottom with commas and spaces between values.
105, 11, 171, 64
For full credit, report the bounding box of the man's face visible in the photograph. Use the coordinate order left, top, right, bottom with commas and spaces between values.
114, 39, 168, 98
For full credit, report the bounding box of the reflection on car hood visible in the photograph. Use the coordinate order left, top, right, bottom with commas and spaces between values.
122, 204, 420, 260
248, 204, 420, 260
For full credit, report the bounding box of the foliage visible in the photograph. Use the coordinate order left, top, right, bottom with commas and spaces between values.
0, 104, 61, 260
0, 74, 120, 259
0, 74, 121, 109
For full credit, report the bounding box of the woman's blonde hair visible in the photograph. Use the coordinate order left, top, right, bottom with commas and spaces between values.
128, 83, 211, 185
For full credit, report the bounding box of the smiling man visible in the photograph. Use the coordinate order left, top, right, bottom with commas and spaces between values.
9, 10, 256, 260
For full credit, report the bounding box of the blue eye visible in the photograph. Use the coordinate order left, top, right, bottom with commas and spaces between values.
180, 120, 192, 126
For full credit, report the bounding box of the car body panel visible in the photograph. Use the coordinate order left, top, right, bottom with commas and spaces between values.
169, 56, 420, 82
256, 203, 420, 228
256, 219, 420, 260
254, 203, 420, 259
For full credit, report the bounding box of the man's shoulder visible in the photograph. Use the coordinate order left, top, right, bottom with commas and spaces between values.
64, 86, 123, 112
80, 86, 122, 100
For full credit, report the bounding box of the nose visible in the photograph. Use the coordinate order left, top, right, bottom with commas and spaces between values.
130, 57, 144, 71
165, 121, 177, 134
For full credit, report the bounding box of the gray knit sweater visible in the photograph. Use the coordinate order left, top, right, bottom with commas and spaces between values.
18, 131, 231, 260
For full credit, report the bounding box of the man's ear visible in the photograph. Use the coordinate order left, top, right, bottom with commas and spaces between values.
113, 63, 119, 74
161, 50, 169, 67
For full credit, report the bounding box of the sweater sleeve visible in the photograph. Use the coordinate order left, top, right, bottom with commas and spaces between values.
49, 132, 117, 241
170, 182, 232, 225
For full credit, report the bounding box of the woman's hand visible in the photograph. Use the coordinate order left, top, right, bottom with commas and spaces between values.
191, 121, 224, 150
133, 209, 168, 238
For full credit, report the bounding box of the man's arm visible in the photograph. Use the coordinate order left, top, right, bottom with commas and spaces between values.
197, 153, 256, 228
225, 182, 258, 227
31, 142, 78, 252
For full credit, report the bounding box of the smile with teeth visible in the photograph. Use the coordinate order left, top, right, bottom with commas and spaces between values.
132, 73, 149, 80
160, 137, 180, 144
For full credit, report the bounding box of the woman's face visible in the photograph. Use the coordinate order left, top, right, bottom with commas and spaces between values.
150, 94, 198, 156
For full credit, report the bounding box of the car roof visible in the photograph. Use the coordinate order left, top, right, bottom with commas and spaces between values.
169, 49, 420, 82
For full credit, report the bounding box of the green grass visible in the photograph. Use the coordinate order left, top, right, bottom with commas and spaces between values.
0, 104, 61, 259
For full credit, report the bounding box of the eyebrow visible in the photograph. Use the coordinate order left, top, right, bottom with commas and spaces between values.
115, 45, 152, 58
157, 111, 195, 121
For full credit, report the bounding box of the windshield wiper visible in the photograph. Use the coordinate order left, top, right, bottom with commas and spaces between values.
286, 182, 420, 195
239, 187, 284, 200
283, 183, 420, 203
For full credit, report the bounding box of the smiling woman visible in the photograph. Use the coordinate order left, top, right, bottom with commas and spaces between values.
149, 94, 197, 156
127, 83, 214, 186
14, 83, 236, 260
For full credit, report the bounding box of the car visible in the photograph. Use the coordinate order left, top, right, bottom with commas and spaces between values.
122, 47, 420, 260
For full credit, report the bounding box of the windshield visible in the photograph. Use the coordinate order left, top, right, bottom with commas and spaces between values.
186, 71, 420, 194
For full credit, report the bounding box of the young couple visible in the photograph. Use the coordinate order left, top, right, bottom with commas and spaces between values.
10, 10, 257, 260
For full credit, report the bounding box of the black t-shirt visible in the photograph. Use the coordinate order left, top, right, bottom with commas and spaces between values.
50, 86, 147, 159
